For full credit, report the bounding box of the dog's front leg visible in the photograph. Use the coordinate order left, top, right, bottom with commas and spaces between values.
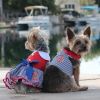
73, 66, 88, 91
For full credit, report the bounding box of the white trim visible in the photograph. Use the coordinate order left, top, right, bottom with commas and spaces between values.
39, 51, 50, 61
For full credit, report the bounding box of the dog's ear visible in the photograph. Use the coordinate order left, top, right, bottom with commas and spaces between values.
83, 26, 91, 38
66, 28, 75, 41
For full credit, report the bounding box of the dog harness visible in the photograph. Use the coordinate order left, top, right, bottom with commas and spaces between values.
50, 48, 81, 76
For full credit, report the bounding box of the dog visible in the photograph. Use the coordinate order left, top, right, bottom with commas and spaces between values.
3, 27, 50, 94
42, 26, 91, 92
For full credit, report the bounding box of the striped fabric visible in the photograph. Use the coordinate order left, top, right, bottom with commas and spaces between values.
50, 50, 73, 76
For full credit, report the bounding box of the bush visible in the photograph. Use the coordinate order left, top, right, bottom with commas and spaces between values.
0, 33, 64, 67
0, 34, 30, 67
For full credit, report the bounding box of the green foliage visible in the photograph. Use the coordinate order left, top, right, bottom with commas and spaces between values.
95, 0, 100, 7
0, 31, 100, 67
85, 40, 100, 60
79, 0, 95, 5
3, 0, 28, 11
0, 33, 64, 67
49, 34, 63, 59
0, 36, 30, 67
3, 0, 56, 13
27, 0, 42, 5
41, 0, 56, 13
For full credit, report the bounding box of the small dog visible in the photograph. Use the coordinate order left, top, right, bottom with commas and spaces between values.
42, 26, 91, 92
3, 27, 50, 94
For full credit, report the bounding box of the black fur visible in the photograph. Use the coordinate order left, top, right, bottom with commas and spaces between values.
42, 65, 73, 93
69, 57, 80, 67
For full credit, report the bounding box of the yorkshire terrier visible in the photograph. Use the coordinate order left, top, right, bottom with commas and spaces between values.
42, 26, 91, 92
3, 27, 50, 94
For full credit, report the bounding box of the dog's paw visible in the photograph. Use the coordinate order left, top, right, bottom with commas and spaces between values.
27, 88, 41, 93
71, 86, 88, 92
19, 83, 27, 94
78, 86, 88, 91
14, 83, 27, 94
14, 85, 20, 93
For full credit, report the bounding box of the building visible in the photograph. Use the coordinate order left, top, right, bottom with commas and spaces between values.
55, 0, 81, 12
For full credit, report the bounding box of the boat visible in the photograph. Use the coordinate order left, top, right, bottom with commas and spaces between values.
16, 6, 51, 37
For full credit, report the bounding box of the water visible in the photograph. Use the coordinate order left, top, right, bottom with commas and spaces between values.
0, 15, 100, 75
81, 57, 100, 75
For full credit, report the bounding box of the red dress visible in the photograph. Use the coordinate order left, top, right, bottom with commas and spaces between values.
27, 51, 50, 71
3, 51, 50, 89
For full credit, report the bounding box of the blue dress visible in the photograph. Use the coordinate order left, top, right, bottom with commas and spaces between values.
3, 59, 43, 89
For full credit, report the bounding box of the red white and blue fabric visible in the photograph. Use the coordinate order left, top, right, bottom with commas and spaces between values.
27, 51, 50, 71
50, 49, 80, 77
3, 51, 50, 89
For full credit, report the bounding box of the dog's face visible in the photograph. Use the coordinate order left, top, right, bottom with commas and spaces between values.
66, 26, 91, 56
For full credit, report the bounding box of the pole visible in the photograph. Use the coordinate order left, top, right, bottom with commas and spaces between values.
0, 0, 3, 21
0, 0, 5, 67
1, 33, 5, 67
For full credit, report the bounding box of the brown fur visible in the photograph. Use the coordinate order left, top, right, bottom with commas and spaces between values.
42, 26, 92, 92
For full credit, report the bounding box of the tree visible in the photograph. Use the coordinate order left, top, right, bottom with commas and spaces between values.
95, 0, 100, 7
3, 0, 28, 11
27, 0, 42, 5
79, 0, 95, 5
27, 0, 56, 13
41, 0, 56, 13
3, 0, 56, 13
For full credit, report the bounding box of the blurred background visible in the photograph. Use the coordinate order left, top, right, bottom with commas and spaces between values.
0, 0, 100, 75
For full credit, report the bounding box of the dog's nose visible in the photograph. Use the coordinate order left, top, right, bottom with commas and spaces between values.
81, 44, 87, 51
83, 46, 86, 50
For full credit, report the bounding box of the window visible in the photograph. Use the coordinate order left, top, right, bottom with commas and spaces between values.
72, 4, 75, 9
17, 24, 29, 31
65, 4, 75, 9
68, 5, 71, 9
65, 5, 68, 8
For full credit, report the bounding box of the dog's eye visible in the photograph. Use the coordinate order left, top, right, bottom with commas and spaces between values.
76, 41, 81, 45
